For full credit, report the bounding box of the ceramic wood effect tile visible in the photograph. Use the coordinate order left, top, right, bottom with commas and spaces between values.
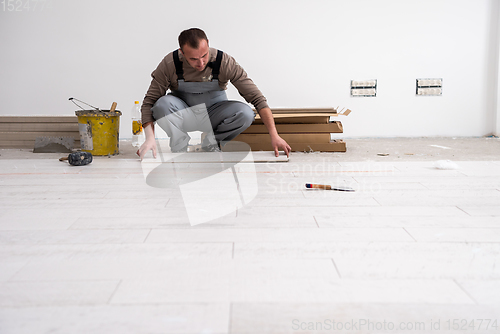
421, 178, 500, 190
230, 303, 500, 334
110, 267, 469, 304
27, 258, 325, 278
368, 189, 500, 198
0, 230, 150, 245
0, 261, 28, 282
404, 227, 500, 242
331, 243, 500, 279
1, 150, 499, 333
0, 303, 229, 334
353, 181, 428, 190
0, 243, 232, 262
456, 279, 500, 304
459, 206, 500, 216
374, 195, 500, 207
0, 190, 110, 200
0, 280, 120, 307
239, 196, 380, 207
311, 205, 467, 217
145, 228, 413, 243
233, 241, 500, 274
0, 198, 170, 210
0, 209, 80, 231
315, 215, 500, 228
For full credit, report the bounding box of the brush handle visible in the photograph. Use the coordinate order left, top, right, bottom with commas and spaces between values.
109, 102, 117, 112
305, 183, 331, 190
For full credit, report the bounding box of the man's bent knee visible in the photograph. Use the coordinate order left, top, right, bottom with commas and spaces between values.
238, 104, 255, 129
151, 95, 186, 121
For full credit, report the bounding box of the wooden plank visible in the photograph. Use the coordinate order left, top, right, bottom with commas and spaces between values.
0, 116, 78, 123
253, 107, 338, 114
0, 139, 81, 149
243, 122, 343, 134
272, 108, 337, 114
0, 140, 37, 148
234, 133, 333, 144
226, 141, 346, 152
255, 113, 337, 120
0, 123, 80, 132
253, 115, 332, 124
0, 132, 81, 141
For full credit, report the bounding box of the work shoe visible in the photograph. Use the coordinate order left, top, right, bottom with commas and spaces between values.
171, 145, 188, 153
201, 143, 221, 152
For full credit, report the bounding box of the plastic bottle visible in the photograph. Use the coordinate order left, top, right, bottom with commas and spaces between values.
131, 101, 144, 147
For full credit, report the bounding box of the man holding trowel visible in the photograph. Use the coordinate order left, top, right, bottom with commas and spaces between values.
136, 28, 291, 159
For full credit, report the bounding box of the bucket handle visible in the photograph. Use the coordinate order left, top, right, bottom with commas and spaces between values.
69, 97, 102, 112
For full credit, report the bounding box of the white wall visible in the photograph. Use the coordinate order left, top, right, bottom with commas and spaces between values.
494, 0, 500, 137
0, 0, 497, 138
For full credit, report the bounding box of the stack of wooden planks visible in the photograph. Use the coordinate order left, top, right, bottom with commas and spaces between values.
0, 116, 80, 149
0, 107, 351, 152
234, 107, 351, 152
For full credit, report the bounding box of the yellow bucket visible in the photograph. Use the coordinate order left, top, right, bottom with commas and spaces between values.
75, 110, 122, 156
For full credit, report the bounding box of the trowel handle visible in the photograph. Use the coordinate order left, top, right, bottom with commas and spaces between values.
109, 102, 117, 112
305, 183, 332, 190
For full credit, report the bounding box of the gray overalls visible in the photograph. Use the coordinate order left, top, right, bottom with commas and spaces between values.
151, 49, 255, 152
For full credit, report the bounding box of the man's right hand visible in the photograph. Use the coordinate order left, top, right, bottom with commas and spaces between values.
137, 139, 157, 160
137, 124, 157, 160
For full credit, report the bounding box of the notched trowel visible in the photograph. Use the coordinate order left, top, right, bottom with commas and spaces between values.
33, 136, 75, 153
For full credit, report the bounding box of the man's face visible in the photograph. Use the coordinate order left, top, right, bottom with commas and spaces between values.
180, 39, 210, 72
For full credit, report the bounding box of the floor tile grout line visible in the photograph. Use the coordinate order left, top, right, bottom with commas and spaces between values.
106, 279, 123, 304
402, 227, 418, 242
164, 198, 171, 208
65, 217, 83, 231
142, 229, 153, 243
452, 279, 478, 305
228, 302, 233, 334
420, 182, 431, 190
331, 258, 342, 278
5, 260, 32, 282
372, 197, 383, 206
456, 206, 472, 216
5, 278, 128, 283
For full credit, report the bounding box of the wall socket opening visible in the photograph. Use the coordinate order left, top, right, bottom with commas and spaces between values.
416, 78, 442, 96
351, 79, 377, 97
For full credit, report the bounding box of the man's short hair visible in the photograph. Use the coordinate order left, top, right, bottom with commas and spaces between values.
178, 28, 208, 50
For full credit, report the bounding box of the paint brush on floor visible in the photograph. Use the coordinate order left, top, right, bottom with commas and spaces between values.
305, 183, 355, 192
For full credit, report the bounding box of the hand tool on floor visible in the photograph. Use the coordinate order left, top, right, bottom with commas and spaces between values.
33, 136, 74, 153
305, 183, 355, 192
59, 151, 93, 166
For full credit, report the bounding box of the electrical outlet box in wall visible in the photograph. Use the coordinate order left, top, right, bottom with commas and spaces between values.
416, 78, 442, 96
351, 80, 377, 97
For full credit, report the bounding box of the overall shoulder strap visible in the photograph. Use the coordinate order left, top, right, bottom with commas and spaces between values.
210, 50, 223, 80
172, 50, 184, 80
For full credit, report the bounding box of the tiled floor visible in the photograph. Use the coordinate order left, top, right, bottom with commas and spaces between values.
0, 137, 499, 334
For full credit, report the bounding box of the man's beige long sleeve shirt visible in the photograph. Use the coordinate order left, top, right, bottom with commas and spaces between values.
141, 48, 269, 125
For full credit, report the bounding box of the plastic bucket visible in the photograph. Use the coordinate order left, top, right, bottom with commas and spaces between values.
75, 110, 122, 156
